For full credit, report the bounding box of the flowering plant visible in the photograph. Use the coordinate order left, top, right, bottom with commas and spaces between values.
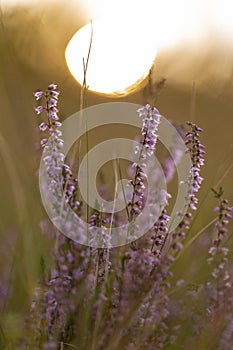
1, 83, 232, 350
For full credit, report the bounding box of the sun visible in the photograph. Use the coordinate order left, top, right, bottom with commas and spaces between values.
65, 0, 233, 96
65, 19, 157, 96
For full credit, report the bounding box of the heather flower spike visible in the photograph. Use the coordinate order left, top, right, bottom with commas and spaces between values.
205, 188, 232, 325
170, 122, 205, 251
34, 84, 79, 213
210, 187, 233, 248
184, 122, 205, 210
128, 104, 161, 219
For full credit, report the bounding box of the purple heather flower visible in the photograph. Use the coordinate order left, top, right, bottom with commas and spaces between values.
48, 98, 58, 108
34, 90, 43, 100
41, 138, 48, 147
54, 129, 62, 137
50, 90, 60, 99
66, 183, 75, 196
56, 152, 64, 161
55, 138, 64, 146
62, 164, 72, 179
49, 106, 59, 113
48, 110, 59, 120
137, 103, 151, 117
35, 105, 44, 114
53, 121, 62, 127
48, 83, 57, 90
39, 122, 48, 132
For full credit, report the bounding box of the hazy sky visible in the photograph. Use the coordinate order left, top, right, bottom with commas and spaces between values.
2, 0, 233, 41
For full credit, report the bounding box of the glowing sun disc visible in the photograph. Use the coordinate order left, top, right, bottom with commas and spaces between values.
65, 20, 157, 96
